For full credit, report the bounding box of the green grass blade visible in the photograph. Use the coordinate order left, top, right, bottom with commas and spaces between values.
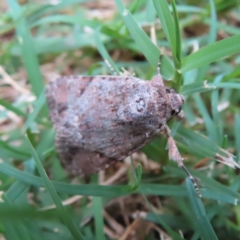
146, 0, 156, 23
139, 189, 184, 240
7, 0, 44, 97
181, 81, 240, 96
95, 28, 120, 74
114, 0, 160, 67
24, 89, 46, 131
208, 0, 217, 44
152, 0, 176, 54
93, 197, 105, 240
1, 220, 21, 240
0, 162, 239, 204
2, 194, 31, 240
186, 178, 218, 240
0, 99, 27, 118
0, 139, 30, 160
25, 135, 85, 240
193, 94, 218, 142
6, 159, 35, 201
181, 34, 240, 73
171, 0, 181, 67
0, 162, 134, 197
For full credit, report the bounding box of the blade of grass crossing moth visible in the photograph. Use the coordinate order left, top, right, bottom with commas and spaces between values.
7, 0, 44, 97
181, 34, 240, 73
185, 178, 218, 240
94, 28, 120, 75
93, 197, 105, 240
25, 135, 85, 240
114, 0, 160, 67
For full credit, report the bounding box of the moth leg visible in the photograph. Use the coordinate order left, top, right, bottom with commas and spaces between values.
163, 124, 183, 165
163, 124, 202, 197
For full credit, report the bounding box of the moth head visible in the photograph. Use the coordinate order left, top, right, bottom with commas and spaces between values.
165, 88, 185, 117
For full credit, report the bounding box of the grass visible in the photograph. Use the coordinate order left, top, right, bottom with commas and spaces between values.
1, 0, 240, 239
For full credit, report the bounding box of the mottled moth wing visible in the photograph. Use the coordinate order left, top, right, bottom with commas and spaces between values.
46, 76, 168, 176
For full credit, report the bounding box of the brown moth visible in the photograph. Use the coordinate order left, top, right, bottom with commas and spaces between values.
46, 70, 200, 195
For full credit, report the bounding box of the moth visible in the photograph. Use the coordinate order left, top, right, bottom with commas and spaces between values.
46, 69, 200, 196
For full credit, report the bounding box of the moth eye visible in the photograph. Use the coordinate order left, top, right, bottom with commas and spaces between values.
171, 110, 176, 115
171, 106, 181, 116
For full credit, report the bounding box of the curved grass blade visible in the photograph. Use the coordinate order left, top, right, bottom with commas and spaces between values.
114, 0, 175, 79
95, 28, 120, 74
114, 0, 160, 67
25, 134, 85, 240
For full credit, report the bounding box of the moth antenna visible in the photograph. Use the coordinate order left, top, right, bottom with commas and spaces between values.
180, 163, 202, 198
163, 124, 201, 198
104, 59, 117, 75
157, 60, 161, 76
157, 54, 163, 76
